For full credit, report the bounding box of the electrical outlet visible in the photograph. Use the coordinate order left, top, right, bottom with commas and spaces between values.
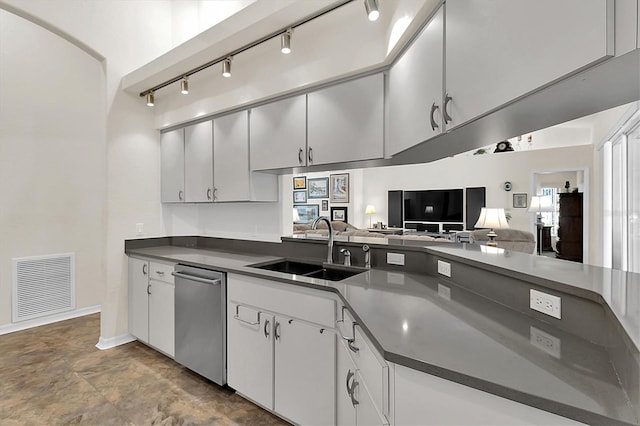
437, 283, 451, 300
437, 260, 451, 277
530, 326, 561, 359
387, 253, 405, 265
530, 289, 561, 319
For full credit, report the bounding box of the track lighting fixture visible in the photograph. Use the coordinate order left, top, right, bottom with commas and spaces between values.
222, 57, 232, 78
140, 0, 353, 104
364, 0, 379, 21
180, 77, 189, 94
281, 29, 292, 54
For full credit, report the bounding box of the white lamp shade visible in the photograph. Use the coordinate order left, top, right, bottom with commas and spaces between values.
528, 196, 554, 213
365, 205, 376, 215
474, 208, 510, 229
292, 208, 300, 222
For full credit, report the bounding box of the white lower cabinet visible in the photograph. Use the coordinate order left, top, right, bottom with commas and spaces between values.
148, 279, 175, 357
227, 305, 273, 409
337, 339, 388, 426
393, 364, 584, 425
227, 274, 335, 425
127, 257, 175, 357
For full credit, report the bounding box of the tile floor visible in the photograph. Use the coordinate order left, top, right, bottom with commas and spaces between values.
0, 313, 288, 425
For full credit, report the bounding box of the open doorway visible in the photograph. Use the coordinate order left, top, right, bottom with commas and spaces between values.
531, 168, 589, 263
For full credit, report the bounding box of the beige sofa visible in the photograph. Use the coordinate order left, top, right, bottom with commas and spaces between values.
470, 229, 536, 254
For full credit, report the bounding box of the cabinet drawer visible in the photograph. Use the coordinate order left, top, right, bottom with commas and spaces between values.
339, 307, 389, 418
149, 261, 175, 284
227, 273, 335, 327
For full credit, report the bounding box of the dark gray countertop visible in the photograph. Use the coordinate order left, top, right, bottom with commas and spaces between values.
126, 243, 639, 425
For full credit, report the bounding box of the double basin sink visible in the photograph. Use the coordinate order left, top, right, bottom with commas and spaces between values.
249, 259, 366, 282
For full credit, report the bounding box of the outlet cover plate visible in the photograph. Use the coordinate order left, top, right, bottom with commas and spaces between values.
437, 260, 451, 277
387, 252, 405, 265
530, 289, 561, 319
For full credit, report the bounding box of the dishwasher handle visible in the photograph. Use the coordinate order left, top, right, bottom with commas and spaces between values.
171, 271, 221, 286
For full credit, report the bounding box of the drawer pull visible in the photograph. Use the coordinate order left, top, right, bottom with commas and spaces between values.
233, 305, 260, 326
155, 271, 165, 275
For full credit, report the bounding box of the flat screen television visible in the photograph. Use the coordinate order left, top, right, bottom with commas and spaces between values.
403, 189, 463, 222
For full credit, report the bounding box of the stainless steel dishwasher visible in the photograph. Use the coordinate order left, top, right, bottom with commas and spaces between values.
172, 264, 226, 385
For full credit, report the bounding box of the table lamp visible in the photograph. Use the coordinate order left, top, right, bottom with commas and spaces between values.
365, 205, 376, 228
474, 207, 509, 247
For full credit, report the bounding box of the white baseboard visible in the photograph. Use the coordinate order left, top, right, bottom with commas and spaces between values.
0, 305, 101, 336
95, 333, 136, 350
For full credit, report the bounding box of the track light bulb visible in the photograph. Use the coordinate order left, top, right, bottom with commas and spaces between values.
364, 0, 379, 21
222, 57, 232, 78
281, 30, 292, 54
146, 92, 154, 107
180, 77, 189, 94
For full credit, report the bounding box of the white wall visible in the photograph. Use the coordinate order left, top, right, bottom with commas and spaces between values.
0, 10, 106, 325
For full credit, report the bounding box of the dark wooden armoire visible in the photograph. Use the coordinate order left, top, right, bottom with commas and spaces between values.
556, 192, 583, 262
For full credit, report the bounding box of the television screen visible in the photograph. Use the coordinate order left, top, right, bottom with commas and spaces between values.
403, 189, 463, 222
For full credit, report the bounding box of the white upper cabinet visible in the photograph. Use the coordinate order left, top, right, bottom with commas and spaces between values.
160, 128, 185, 203
387, 6, 444, 157
250, 95, 307, 170
444, 0, 613, 128
213, 111, 251, 202
214, 111, 278, 202
308, 73, 384, 165
184, 121, 213, 202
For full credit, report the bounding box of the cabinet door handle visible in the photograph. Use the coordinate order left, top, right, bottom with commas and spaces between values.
146, 284, 151, 295
298, 148, 304, 165
274, 321, 281, 341
264, 319, 270, 339
346, 369, 355, 401
207, 188, 212, 200
443, 93, 453, 124
349, 375, 359, 406
348, 338, 360, 353
142, 264, 148, 275
213, 187, 217, 201
430, 103, 440, 131
178, 190, 184, 201
308, 147, 313, 163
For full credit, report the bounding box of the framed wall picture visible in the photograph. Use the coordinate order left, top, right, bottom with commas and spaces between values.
294, 204, 319, 223
321, 200, 329, 211
293, 176, 307, 190
513, 193, 527, 208
330, 173, 349, 202
293, 190, 307, 204
331, 206, 348, 223
308, 177, 329, 199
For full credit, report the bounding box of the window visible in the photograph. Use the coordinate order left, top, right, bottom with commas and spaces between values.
599, 104, 640, 272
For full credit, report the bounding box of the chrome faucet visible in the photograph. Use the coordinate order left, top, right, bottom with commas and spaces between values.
362, 244, 371, 268
311, 216, 334, 264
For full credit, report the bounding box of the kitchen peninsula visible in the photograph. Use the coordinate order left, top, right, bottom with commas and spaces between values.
126, 235, 639, 426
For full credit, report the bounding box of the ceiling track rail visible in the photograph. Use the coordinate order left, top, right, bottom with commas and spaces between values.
140, 0, 355, 97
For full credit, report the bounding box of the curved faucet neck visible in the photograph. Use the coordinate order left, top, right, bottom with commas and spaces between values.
311, 217, 334, 264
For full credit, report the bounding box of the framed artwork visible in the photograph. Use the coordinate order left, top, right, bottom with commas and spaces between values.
321, 200, 329, 211
293, 176, 307, 190
330, 173, 349, 202
513, 193, 527, 208
308, 177, 329, 199
293, 190, 307, 204
331, 206, 348, 223
294, 204, 319, 223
